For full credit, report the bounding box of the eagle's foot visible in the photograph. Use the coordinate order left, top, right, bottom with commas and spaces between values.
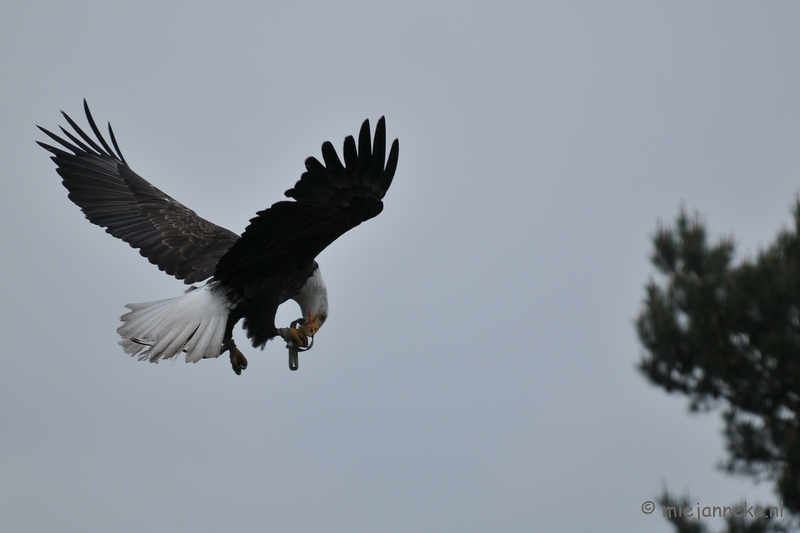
288, 327, 309, 348
223, 341, 248, 375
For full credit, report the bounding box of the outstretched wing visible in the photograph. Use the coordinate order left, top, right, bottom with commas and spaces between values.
214, 117, 399, 292
38, 101, 240, 284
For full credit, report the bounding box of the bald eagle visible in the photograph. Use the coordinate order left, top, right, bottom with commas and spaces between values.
38, 101, 398, 374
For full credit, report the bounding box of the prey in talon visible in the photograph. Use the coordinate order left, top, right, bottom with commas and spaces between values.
39, 100, 398, 375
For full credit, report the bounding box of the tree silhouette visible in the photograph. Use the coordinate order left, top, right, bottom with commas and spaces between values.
637, 203, 800, 532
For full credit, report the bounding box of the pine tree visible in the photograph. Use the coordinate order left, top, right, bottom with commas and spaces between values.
637, 203, 800, 532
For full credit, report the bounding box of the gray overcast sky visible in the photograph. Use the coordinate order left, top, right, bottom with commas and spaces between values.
2, 1, 800, 532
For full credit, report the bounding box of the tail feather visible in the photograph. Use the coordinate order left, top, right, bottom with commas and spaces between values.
185, 315, 225, 360
118, 283, 230, 363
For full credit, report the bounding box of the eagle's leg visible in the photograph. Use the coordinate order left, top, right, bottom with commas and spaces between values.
221, 314, 247, 375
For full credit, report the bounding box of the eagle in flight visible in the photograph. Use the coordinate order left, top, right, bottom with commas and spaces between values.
38, 101, 398, 374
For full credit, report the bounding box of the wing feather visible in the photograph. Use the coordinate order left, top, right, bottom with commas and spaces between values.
38, 101, 239, 284
343, 135, 358, 170
370, 117, 386, 183
214, 117, 398, 293
356, 120, 371, 185
81, 100, 118, 158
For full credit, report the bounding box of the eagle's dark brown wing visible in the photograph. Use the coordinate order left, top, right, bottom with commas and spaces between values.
214, 117, 399, 293
38, 101, 239, 284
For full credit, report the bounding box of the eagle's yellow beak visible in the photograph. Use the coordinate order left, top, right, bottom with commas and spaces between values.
297, 310, 326, 338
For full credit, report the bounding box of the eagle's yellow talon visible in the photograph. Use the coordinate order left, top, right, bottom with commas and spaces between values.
224, 342, 248, 375
289, 327, 309, 347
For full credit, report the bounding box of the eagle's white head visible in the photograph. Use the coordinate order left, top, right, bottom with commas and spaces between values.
291, 266, 328, 339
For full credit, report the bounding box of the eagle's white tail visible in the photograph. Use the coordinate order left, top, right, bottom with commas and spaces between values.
117, 283, 231, 363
